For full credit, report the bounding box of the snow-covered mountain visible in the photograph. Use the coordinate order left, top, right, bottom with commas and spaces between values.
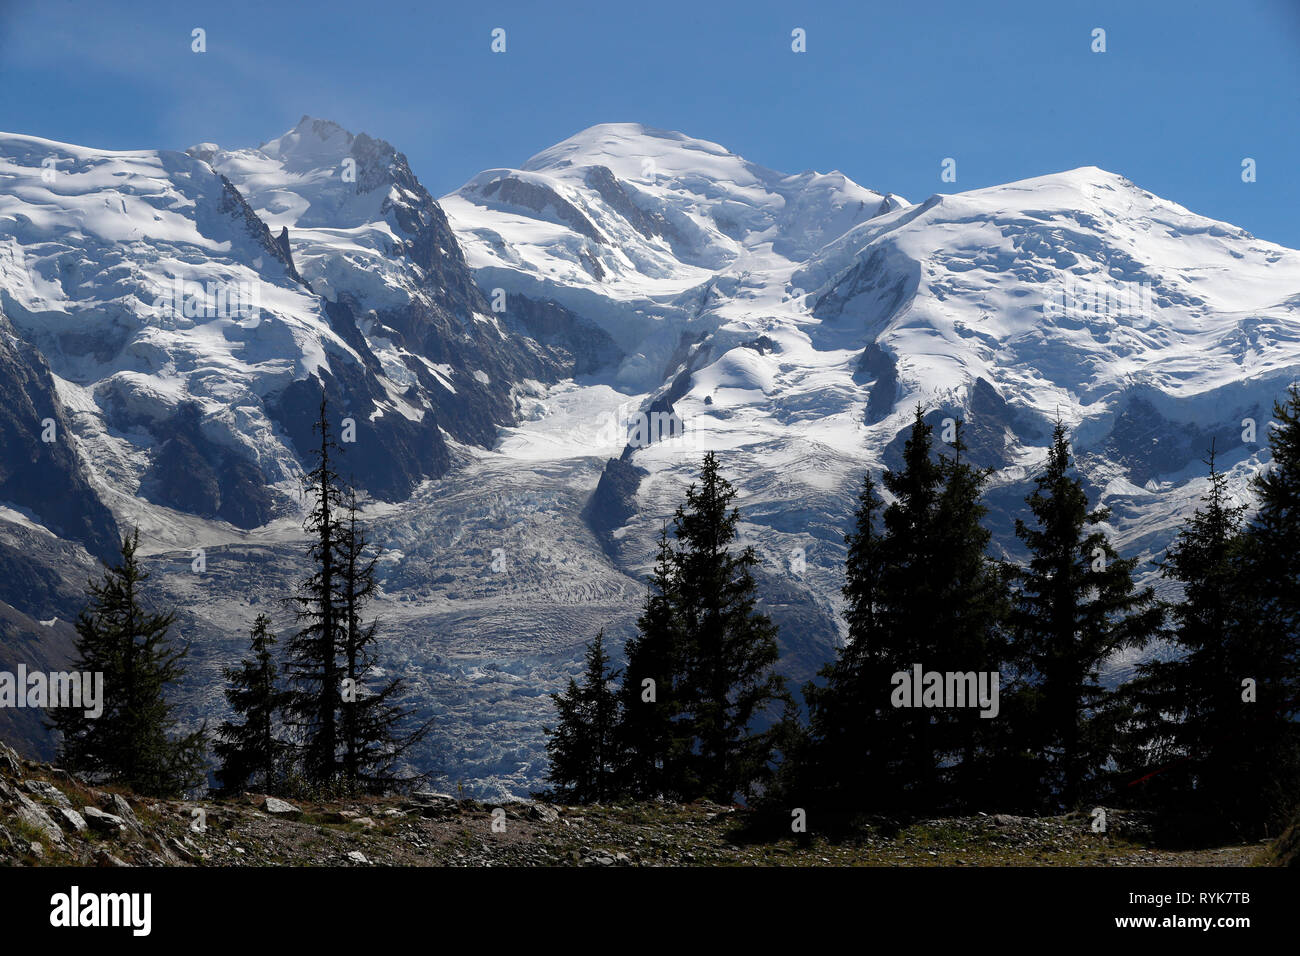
1, 118, 1297, 796
445, 123, 1300, 599
447, 123, 1299, 470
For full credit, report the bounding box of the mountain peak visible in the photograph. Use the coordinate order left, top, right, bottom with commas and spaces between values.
972, 164, 1143, 198
520, 122, 744, 179
257, 116, 357, 167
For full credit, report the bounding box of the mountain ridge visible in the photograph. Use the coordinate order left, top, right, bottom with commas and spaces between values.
0, 116, 1296, 795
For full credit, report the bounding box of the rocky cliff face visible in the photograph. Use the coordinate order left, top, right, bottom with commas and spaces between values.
0, 305, 118, 561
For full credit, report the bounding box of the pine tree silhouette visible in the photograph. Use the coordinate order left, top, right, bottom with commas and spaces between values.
793, 410, 1009, 816
617, 526, 688, 798
215, 613, 289, 794
1010, 421, 1162, 808
1228, 387, 1300, 831
931, 419, 1012, 807
671, 451, 789, 803
875, 409, 950, 807
544, 630, 622, 803
283, 393, 347, 788
791, 471, 888, 817
337, 490, 431, 794
50, 529, 206, 797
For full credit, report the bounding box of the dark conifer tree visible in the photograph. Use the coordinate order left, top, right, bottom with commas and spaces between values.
336, 491, 431, 793
50, 529, 206, 797
794, 412, 1009, 816
873, 409, 950, 807
671, 451, 788, 803
1241, 386, 1300, 684
215, 613, 288, 794
339, 490, 376, 788
617, 526, 688, 798
283, 393, 347, 787
1119, 448, 1257, 818
932, 421, 1012, 805
1010, 422, 1162, 808
544, 630, 622, 803
792, 472, 887, 815
1228, 387, 1300, 830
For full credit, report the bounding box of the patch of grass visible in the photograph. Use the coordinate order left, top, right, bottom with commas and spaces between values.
11, 817, 47, 846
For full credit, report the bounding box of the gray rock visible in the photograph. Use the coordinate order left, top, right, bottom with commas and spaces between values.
346, 850, 369, 865
0, 742, 22, 776
17, 801, 64, 844
411, 791, 457, 806
404, 792, 458, 817
24, 779, 72, 809
262, 796, 301, 818
0, 310, 120, 561
527, 803, 559, 824
82, 806, 127, 836
109, 793, 139, 827
57, 807, 87, 833
152, 839, 182, 866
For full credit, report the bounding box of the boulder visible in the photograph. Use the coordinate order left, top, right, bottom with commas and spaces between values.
528, 803, 559, 824
991, 814, 1027, 828
57, 807, 88, 833
403, 792, 458, 817
24, 779, 72, 809
17, 797, 64, 844
411, 791, 457, 806
346, 850, 369, 865
108, 793, 140, 828
261, 796, 302, 818
82, 806, 127, 836
0, 742, 22, 776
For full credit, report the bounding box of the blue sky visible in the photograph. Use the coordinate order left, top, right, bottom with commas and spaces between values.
2, 0, 1298, 245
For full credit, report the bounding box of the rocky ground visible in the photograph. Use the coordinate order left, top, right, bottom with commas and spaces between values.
0, 742, 1276, 867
